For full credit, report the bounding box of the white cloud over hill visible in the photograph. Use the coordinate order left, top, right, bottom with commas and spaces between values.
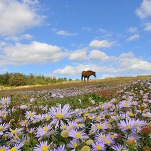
0, 41, 66, 65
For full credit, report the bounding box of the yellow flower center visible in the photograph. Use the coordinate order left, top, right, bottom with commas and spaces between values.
134, 123, 139, 127
56, 113, 64, 119
107, 104, 111, 107
21, 105, 26, 109
100, 135, 105, 138
9, 147, 17, 151
105, 140, 111, 145
96, 116, 100, 121
75, 133, 82, 138
144, 113, 149, 117
109, 134, 115, 138
0, 148, 5, 151
45, 115, 51, 120
13, 135, 18, 140
96, 145, 102, 150
23, 120, 27, 124
3, 99, 8, 103
126, 125, 132, 129
97, 124, 103, 130
69, 125, 74, 129
84, 113, 89, 117
41, 146, 49, 151
129, 113, 134, 117
0, 126, 4, 131
124, 103, 129, 107
43, 127, 49, 132
11, 130, 17, 134
77, 123, 82, 127
29, 113, 33, 117
62, 125, 67, 129
73, 143, 78, 148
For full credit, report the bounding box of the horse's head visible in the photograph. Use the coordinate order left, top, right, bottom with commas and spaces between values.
93, 72, 96, 77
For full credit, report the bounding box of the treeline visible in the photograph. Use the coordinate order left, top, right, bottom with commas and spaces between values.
0, 72, 74, 86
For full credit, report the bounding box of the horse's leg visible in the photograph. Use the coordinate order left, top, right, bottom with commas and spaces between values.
87, 76, 89, 82
84, 77, 85, 82
81, 76, 83, 82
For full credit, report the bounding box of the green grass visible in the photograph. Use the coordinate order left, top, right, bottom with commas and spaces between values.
8, 92, 106, 111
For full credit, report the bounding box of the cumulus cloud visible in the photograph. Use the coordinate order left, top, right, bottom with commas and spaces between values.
53, 64, 116, 76
144, 22, 151, 31
0, 41, 66, 65
128, 27, 138, 33
136, 0, 151, 19
127, 34, 140, 41
0, 42, 7, 47
56, 30, 78, 36
68, 48, 87, 60
89, 40, 115, 48
89, 50, 109, 61
0, 0, 44, 36
5, 34, 32, 41
118, 52, 151, 72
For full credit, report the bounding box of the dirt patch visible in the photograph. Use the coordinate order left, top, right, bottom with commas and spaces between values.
96, 87, 122, 100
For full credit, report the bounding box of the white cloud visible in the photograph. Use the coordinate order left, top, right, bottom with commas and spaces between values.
127, 34, 140, 41
118, 52, 151, 72
53, 64, 116, 76
0, 42, 7, 47
144, 22, 151, 31
136, 0, 151, 19
89, 50, 109, 61
0, 0, 44, 36
68, 48, 87, 60
56, 30, 78, 36
0, 41, 66, 65
5, 34, 32, 41
128, 27, 138, 33
89, 40, 115, 48
22, 0, 39, 5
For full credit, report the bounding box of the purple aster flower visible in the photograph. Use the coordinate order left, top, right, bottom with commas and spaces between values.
34, 141, 51, 151
118, 119, 135, 132
69, 130, 88, 140
68, 139, 80, 149
92, 141, 105, 151
36, 124, 52, 139
25, 111, 36, 121
0, 146, 9, 151
0, 123, 9, 136
49, 104, 75, 128
112, 144, 127, 151
53, 145, 66, 151
9, 142, 24, 151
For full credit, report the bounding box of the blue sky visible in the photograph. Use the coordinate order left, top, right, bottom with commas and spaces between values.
0, 0, 151, 79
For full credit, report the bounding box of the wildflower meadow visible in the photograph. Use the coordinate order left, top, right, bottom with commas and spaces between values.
0, 79, 151, 151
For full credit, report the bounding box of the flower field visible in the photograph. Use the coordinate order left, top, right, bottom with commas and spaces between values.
0, 79, 151, 151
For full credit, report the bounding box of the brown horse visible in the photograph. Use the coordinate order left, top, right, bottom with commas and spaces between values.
81, 70, 96, 81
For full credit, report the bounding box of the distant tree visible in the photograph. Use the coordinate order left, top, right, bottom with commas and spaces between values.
9, 73, 28, 86
0, 72, 12, 85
